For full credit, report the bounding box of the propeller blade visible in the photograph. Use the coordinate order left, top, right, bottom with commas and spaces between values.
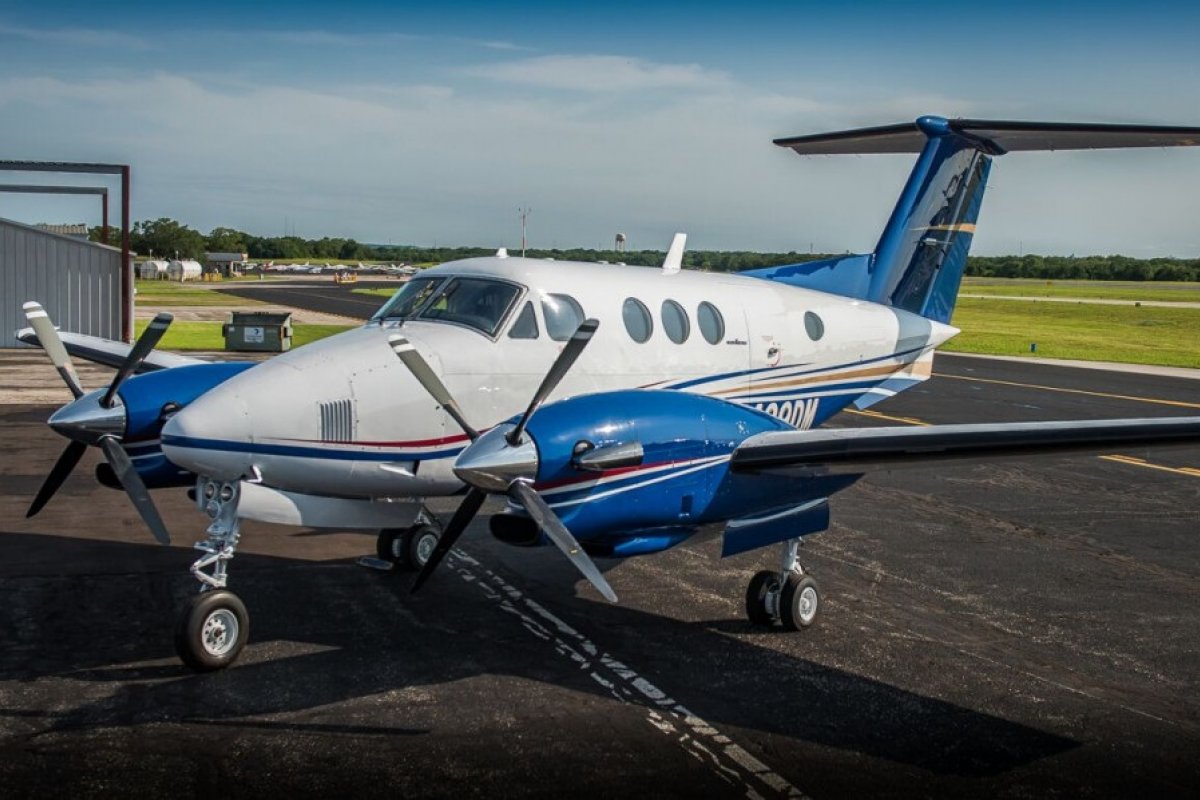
388, 334, 480, 441
23, 301, 84, 399
26, 440, 88, 518
98, 436, 171, 545
101, 313, 173, 409
508, 480, 617, 603
507, 318, 599, 446
411, 487, 487, 594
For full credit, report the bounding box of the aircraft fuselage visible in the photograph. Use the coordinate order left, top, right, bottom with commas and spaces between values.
161, 256, 955, 507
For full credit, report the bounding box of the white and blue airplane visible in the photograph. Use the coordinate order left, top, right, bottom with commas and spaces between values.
20, 116, 1200, 671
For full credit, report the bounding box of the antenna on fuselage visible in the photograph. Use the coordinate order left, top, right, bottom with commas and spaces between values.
662, 232, 687, 274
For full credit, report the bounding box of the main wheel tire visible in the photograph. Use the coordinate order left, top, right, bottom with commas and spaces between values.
175, 590, 249, 672
745, 570, 780, 626
407, 524, 441, 568
377, 528, 411, 569
779, 574, 820, 631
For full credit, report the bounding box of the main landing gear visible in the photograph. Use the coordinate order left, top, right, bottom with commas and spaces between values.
744, 538, 821, 631
175, 477, 250, 671
374, 509, 442, 571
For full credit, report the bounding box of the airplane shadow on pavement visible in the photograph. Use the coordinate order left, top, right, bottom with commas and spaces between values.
0, 529, 1076, 778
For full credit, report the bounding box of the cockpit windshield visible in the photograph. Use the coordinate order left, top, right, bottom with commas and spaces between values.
372, 276, 523, 337
372, 277, 442, 321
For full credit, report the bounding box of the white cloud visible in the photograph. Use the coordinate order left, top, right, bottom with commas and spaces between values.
0, 22, 152, 50
0, 68, 1196, 257
468, 54, 732, 93
261, 30, 421, 47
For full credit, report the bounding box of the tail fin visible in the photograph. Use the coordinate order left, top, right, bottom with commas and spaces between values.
753, 116, 1200, 323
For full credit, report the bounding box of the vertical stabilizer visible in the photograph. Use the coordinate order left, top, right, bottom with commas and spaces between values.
868, 117, 991, 323
755, 115, 1200, 323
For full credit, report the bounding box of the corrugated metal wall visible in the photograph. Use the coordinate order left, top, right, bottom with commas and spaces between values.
1, 218, 122, 347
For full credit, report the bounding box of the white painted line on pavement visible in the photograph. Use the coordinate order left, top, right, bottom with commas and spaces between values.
447, 550, 805, 800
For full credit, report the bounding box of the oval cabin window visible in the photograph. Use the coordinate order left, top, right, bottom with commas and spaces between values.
622, 298, 653, 343
661, 300, 690, 344
697, 302, 724, 345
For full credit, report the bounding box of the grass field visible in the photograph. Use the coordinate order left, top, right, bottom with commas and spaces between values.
959, 277, 1200, 303
352, 287, 397, 298
134, 319, 354, 351
944, 298, 1200, 368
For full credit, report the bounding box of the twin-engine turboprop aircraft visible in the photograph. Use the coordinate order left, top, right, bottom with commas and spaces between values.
20, 115, 1200, 671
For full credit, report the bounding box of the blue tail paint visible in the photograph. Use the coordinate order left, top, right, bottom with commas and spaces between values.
746, 115, 992, 324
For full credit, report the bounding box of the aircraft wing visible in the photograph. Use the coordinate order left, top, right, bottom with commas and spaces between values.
730, 418, 1200, 476
16, 327, 208, 372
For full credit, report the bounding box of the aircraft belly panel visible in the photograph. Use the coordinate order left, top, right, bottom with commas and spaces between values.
237, 481, 425, 529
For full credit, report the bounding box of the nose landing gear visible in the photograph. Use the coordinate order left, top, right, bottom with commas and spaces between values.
175, 477, 250, 671
744, 538, 821, 631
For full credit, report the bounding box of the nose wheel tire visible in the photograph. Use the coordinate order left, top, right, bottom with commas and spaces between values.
175, 589, 249, 672
780, 574, 820, 631
745, 570, 780, 626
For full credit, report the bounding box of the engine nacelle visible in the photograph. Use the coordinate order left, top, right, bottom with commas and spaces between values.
115, 362, 255, 488
520, 390, 798, 550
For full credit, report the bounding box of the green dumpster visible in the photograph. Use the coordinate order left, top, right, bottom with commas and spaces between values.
223, 311, 293, 352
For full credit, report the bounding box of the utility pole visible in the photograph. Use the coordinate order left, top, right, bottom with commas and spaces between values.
518, 206, 531, 258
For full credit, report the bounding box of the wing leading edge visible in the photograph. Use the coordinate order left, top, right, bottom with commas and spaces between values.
732, 418, 1200, 476
17, 327, 207, 372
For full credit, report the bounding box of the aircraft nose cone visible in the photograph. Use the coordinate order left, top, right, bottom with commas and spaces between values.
453, 424, 538, 492
48, 391, 126, 444
161, 384, 254, 480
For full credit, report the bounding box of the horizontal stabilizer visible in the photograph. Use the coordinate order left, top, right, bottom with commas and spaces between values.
17, 327, 206, 372
774, 117, 1200, 156
732, 417, 1200, 475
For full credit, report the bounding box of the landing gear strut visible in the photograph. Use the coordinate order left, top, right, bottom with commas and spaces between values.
744, 538, 821, 630
375, 508, 442, 571
175, 477, 250, 671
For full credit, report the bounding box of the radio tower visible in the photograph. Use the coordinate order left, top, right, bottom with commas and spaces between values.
518, 206, 531, 258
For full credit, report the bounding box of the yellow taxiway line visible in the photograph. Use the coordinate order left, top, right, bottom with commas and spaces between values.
844, 408, 931, 426
1098, 454, 1200, 479
934, 373, 1200, 411
844, 407, 1200, 480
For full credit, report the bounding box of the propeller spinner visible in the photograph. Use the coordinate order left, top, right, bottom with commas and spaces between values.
388, 320, 617, 602
23, 302, 174, 545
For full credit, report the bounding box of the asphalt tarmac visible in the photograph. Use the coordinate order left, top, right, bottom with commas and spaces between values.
217, 277, 395, 320
2, 292, 1199, 797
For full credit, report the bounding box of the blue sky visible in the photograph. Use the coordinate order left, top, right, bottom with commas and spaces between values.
1, 1, 1199, 255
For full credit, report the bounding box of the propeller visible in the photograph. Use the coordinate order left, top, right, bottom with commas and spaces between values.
390, 320, 616, 602
22, 302, 83, 399
23, 302, 174, 544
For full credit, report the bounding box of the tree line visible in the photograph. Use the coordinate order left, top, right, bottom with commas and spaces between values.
91, 219, 1200, 281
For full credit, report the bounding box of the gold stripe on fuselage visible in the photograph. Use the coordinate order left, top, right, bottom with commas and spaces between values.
711, 362, 903, 398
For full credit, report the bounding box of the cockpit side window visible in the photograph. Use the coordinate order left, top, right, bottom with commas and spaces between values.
508, 301, 539, 339
417, 277, 522, 336
371, 276, 444, 321
541, 294, 585, 341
